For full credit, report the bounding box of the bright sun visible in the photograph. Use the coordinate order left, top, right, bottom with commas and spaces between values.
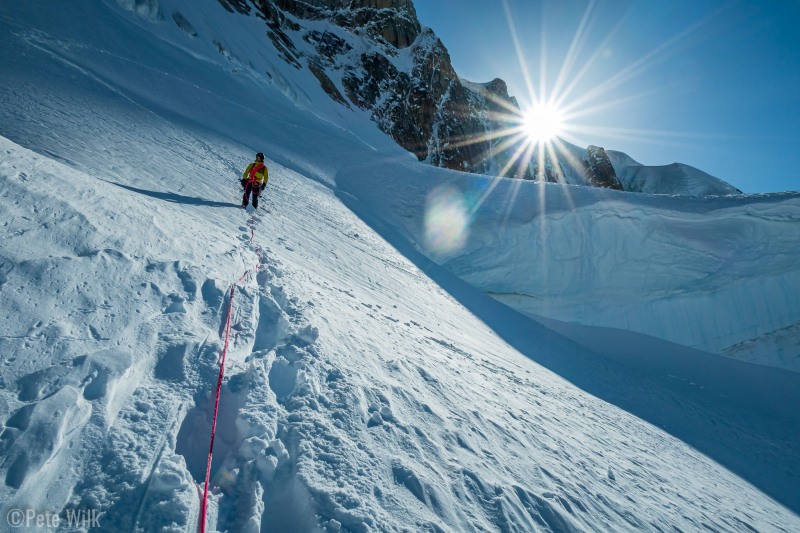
523, 103, 565, 143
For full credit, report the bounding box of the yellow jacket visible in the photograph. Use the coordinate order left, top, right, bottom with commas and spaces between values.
242, 161, 269, 186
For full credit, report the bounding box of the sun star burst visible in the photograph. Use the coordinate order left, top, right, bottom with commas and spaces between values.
523, 103, 565, 144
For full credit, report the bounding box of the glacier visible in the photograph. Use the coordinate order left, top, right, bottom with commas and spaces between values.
1, 1, 799, 532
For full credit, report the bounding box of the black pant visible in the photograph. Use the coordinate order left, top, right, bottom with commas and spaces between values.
242, 180, 261, 208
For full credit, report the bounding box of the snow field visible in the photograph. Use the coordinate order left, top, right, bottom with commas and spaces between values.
3, 133, 798, 530
0, 1, 799, 531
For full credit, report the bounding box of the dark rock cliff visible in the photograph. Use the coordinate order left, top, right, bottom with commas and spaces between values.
584, 146, 623, 190
223, 0, 533, 178
208, 0, 739, 194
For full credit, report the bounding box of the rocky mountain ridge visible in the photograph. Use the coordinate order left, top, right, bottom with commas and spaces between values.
206, 0, 740, 195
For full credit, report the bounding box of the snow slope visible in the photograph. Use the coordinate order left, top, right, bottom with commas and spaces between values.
1, 1, 799, 531
349, 165, 800, 372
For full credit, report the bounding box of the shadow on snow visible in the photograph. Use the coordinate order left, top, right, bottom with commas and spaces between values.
108, 181, 235, 208
336, 189, 800, 515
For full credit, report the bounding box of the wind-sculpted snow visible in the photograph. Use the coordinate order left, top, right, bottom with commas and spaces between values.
346, 161, 800, 372
544, 140, 742, 196
1, 1, 799, 531
607, 149, 743, 196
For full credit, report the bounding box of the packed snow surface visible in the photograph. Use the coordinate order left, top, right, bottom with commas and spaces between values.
1, 1, 799, 532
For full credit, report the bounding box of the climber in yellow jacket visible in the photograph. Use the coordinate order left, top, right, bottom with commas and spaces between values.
241, 152, 269, 209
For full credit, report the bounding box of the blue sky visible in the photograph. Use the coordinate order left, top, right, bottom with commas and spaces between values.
414, 0, 800, 193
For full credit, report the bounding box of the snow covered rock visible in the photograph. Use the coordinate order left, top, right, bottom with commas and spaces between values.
243, 0, 537, 178
243, 0, 740, 195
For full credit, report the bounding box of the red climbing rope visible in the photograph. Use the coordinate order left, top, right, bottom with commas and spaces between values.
199, 212, 263, 533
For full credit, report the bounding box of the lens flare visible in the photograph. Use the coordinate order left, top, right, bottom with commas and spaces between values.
414, 0, 724, 196
414, 0, 722, 230
424, 185, 469, 256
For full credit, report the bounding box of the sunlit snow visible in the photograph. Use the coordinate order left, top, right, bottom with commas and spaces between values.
0, 1, 798, 532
